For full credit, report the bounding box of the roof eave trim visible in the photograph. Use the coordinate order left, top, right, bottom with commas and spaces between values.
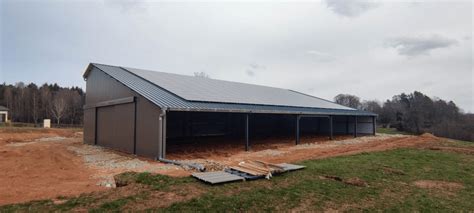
167, 107, 377, 116
82, 63, 95, 80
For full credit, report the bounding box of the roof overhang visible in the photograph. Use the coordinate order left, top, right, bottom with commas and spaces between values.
82, 63, 94, 80
167, 107, 377, 116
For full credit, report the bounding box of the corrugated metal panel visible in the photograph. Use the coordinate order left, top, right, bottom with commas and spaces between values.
192, 171, 245, 184
83, 108, 96, 145
90, 64, 376, 116
276, 163, 306, 171
96, 103, 135, 154
125, 67, 353, 110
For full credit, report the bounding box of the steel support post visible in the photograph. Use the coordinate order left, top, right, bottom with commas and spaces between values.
295, 115, 300, 145
329, 115, 333, 140
373, 116, 376, 136
245, 114, 250, 151
354, 116, 358, 138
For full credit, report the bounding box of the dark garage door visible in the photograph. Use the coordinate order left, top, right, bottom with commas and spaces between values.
96, 103, 135, 154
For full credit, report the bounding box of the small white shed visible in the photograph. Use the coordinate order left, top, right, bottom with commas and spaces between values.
0, 106, 9, 123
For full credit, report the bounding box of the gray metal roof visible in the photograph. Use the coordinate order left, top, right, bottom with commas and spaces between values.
85, 63, 376, 116
0, 106, 8, 111
125, 67, 353, 110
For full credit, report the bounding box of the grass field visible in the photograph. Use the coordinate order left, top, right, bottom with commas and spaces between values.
1, 138, 473, 212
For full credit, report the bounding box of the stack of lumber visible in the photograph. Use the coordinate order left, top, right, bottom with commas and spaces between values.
230, 160, 285, 179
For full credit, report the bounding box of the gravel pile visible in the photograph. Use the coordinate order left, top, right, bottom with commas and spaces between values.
68, 145, 176, 171
177, 159, 227, 172
67, 145, 181, 187
35, 136, 67, 142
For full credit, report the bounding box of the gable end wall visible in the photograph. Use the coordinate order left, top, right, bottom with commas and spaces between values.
84, 67, 162, 158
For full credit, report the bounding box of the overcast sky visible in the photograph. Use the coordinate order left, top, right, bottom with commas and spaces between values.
1, 0, 473, 112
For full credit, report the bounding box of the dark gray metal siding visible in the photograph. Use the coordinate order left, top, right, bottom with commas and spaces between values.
97, 103, 135, 153
136, 97, 162, 158
83, 67, 162, 158
83, 108, 96, 145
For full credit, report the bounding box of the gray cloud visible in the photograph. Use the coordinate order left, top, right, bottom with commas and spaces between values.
306, 50, 336, 62
386, 34, 458, 56
1, 1, 472, 112
324, 0, 379, 17
248, 63, 266, 70
104, 0, 148, 13
245, 63, 265, 77
246, 69, 255, 77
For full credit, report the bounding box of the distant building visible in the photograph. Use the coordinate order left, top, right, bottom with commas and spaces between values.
0, 106, 8, 123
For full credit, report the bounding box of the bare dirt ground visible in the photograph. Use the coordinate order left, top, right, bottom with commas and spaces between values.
0, 128, 444, 205
167, 133, 439, 168
0, 128, 184, 205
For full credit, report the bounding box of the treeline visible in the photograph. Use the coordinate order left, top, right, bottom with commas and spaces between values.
335, 92, 474, 142
0, 82, 85, 125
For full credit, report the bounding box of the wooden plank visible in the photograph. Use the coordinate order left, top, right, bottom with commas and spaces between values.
245, 161, 284, 173
238, 163, 269, 173
230, 166, 266, 176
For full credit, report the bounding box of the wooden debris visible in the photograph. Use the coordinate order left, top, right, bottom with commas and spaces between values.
230, 160, 286, 179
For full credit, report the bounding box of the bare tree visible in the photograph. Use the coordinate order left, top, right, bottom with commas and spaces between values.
361, 100, 382, 113
334, 94, 361, 109
40, 84, 52, 119
0, 83, 86, 125
68, 90, 82, 124
3, 86, 13, 112
193, 71, 210, 78
51, 90, 68, 125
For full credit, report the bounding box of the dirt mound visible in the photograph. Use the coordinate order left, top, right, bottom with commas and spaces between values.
413, 180, 464, 191
420, 133, 439, 140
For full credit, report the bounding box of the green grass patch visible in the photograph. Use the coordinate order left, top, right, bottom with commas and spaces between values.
163, 148, 474, 212
115, 172, 195, 190
89, 193, 149, 213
